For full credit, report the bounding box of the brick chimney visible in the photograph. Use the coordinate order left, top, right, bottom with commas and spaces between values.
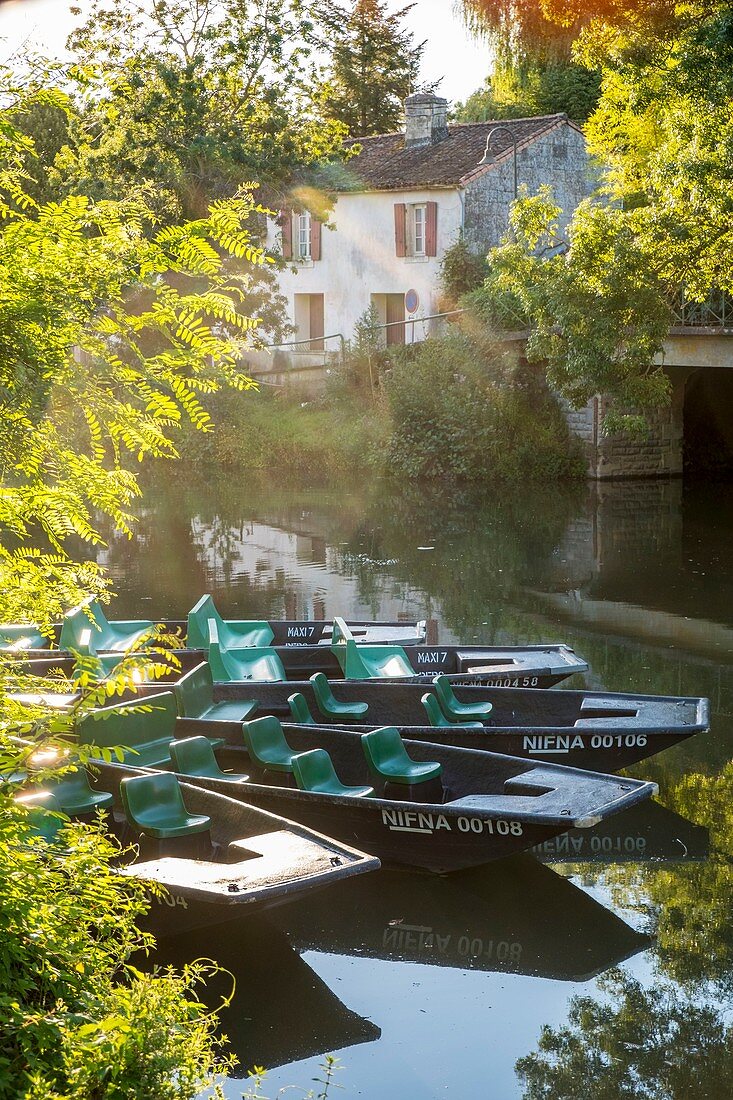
404, 92, 449, 148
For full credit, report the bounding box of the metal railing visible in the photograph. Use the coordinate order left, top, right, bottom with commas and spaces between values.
250, 308, 470, 379
669, 288, 733, 329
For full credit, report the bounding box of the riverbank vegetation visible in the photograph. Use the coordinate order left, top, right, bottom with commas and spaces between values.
179, 298, 584, 482
460, 0, 733, 432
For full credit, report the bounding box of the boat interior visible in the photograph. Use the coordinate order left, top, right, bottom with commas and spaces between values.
18, 761, 375, 903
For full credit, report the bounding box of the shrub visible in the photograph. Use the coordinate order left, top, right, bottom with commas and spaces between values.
384, 328, 584, 481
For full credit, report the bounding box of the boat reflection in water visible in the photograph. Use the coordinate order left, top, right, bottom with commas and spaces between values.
531, 799, 710, 865
271, 854, 650, 982
151, 916, 380, 1072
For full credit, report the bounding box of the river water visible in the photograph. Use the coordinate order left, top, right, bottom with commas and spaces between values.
106, 470, 733, 1098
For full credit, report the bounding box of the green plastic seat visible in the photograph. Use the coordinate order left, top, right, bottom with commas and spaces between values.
361, 727, 442, 785
421, 693, 484, 729
207, 626, 286, 684
331, 628, 414, 680
169, 736, 249, 782
288, 693, 317, 725
174, 661, 259, 722
77, 691, 178, 768
15, 790, 65, 842
433, 674, 493, 722
292, 749, 375, 798
120, 772, 211, 839
48, 769, 114, 814
187, 594, 274, 650
241, 717, 297, 773
60, 597, 154, 653
309, 673, 369, 720
0, 623, 46, 651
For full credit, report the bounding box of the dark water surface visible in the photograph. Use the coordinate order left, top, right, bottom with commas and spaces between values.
111, 471, 733, 1098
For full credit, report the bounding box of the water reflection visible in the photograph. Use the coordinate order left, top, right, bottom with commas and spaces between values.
270, 856, 649, 982
152, 916, 380, 1073
104, 469, 733, 1095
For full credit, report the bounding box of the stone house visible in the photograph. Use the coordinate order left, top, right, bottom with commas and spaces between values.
262, 92, 595, 373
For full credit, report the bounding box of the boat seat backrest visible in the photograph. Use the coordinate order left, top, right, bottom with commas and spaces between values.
15, 790, 65, 842
207, 637, 285, 683
288, 692, 317, 724
421, 692, 452, 727
291, 749, 374, 798
169, 736, 221, 778
331, 617, 355, 645
120, 772, 211, 836
0, 624, 46, 651
48, 769, 114, 814
309, 673, 369, 719
241, 716, 297, 771
292, 748, 341, 792
331, 638, 413, 680
173, 661, 214, 718
433, 674, 493, 721
186, 594, 223, 650
77, 691, 178, 749
60, 597, 112, 651
361, 727, 443, 786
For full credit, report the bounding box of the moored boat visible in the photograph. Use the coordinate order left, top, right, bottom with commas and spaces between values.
20, 762, 380, 930
103, 721, 658, 874
191, 676, 710, 773
5, 599, 587, 688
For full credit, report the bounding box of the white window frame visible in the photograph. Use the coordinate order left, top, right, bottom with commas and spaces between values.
296, 211, 311, 261
412, 203, 427, 257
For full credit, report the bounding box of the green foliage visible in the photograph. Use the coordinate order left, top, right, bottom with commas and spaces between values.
327, 304, 390, 396
467, 187, 672, 431
0, 66, 279, 1095
439, 235, 490, 306
517, 970, 733, 1099
461, 1, 733, 432
384, 326, 584, 481
57, 0, 348, 221
454, 61, 600, 124
178, 385, 389, 477
0, 804, 231, 1098
322, 0, 424, 136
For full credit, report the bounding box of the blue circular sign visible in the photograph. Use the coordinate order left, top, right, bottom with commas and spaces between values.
405, 289, 419, 314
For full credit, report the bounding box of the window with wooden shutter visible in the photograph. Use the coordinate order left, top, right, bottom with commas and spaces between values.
310, 217, 321, 261
281, 209, 292, 259
425, 201, 438, 257
394, 203, 407, 257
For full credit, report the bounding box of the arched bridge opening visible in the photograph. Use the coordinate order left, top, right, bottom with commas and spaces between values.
683, 368, 733, 479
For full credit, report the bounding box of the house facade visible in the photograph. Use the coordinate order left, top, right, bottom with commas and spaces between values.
259, 93, 595, 377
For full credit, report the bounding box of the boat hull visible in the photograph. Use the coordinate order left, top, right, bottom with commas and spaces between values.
164, 729, 657, 874
193, 684, 710, 773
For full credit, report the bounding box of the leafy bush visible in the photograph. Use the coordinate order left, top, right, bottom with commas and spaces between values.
384, 328, 584, 481
0, 802, 231, 1099
439, 235, 490, 306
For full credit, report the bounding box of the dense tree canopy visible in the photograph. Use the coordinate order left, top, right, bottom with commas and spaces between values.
0, 67, 273, 1092
52, 0, 348, 220
466, 0, 733, 428
322, 0, 425, 135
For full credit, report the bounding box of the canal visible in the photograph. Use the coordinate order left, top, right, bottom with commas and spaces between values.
106, 469, 733, 1098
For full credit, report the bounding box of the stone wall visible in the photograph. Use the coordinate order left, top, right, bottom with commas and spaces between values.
560, 371, 689, 479
463, 123, 597, 254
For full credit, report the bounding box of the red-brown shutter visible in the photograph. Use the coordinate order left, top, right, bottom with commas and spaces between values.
426, 201, 438, 256
281, 209, 292, 259
310, 217, 321, 261
394, 203, 407, 257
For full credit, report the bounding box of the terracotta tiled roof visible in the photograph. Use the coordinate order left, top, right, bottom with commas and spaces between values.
338, 114, 577, 192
